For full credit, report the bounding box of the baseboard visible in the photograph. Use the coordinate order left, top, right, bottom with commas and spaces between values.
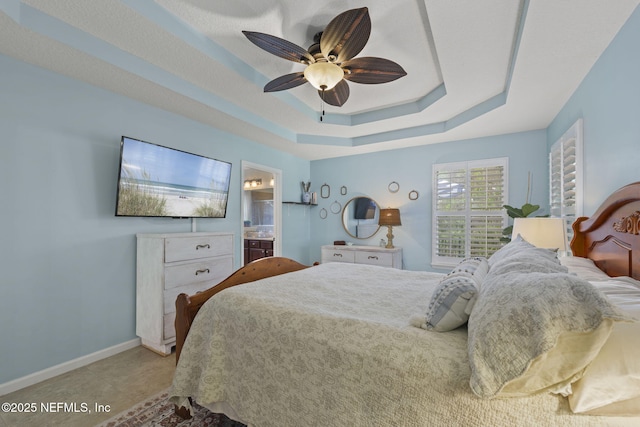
0, 338, 141, 396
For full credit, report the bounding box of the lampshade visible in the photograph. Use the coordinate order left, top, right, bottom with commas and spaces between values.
379, 209, 402, 226
303, 62, 344, 91
511, 217, 568, 251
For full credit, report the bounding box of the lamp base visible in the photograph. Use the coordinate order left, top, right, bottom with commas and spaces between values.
385, 226, 395, 249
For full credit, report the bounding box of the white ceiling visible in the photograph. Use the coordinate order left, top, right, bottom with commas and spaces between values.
1, 0, 638, 160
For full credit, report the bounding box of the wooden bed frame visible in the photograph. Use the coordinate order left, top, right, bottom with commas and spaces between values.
173, 256, 310, 418
571, 181, 640, 280
174, 256, 311, 363
172, 181, 640, 418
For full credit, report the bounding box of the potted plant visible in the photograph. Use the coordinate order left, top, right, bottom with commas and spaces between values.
500, 173, 548, 243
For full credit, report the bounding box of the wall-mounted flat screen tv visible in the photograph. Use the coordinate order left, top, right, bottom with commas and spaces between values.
115, 136, 232, 218
354, 197, 376, 220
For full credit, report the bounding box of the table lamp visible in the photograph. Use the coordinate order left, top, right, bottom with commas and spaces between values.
511, 217, 568, 251
379, 208, 402, 249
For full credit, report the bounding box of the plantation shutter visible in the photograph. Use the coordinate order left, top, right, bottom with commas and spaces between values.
433, 158, 508, 267
550, 119, 583, 243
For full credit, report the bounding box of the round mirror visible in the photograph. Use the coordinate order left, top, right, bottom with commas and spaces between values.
342, 197, 381, 239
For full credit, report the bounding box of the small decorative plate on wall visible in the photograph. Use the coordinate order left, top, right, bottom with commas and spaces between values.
388, 181, 400, 193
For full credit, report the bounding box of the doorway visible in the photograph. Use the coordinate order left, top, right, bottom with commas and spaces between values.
241, 161, 282, 265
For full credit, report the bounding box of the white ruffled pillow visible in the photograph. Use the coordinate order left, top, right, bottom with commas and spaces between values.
568, 321, 640, 415
566, 277, 640, 415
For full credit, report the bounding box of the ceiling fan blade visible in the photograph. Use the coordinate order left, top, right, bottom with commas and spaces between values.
319, 80, 350, 107
264, 72, 307, 92
342, 57, 407, 84
320, 7, 371, 63
242, 31, 315, 64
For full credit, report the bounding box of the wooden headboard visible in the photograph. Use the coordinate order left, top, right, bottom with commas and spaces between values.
570, 181, 640, 280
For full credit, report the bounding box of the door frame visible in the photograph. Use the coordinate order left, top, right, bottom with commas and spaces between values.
241, 161, 282, 265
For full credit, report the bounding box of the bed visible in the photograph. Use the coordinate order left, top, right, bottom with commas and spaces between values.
169, 182, 640, 426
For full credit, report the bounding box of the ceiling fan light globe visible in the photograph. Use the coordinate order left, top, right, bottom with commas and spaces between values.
304, 62, 344, 91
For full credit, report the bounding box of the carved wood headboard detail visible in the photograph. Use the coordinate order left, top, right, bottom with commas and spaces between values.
570, 182, 640, 280
613, 211, 640, 235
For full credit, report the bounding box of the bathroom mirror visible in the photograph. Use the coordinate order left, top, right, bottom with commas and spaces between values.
342, 197, 381, 239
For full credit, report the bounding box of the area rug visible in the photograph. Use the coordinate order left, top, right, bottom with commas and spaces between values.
96, 389, 246, 427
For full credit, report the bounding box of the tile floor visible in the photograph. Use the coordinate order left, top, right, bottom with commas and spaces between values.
0, 346, 176, 427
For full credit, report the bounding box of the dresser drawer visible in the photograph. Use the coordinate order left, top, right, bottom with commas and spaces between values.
320, 245, 402, 269
165, 234, 233, 263
322, 248, 355, 263
260, 240, 273, 249
355, 251, 393, 267
164, 256, 233, 290
164, 282, 215, 314
246, 239, 273, 249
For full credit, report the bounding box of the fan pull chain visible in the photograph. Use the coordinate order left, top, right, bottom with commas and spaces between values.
320, 87, 326, 122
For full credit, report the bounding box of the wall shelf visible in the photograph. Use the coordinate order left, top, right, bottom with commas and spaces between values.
283, 201, 317, 206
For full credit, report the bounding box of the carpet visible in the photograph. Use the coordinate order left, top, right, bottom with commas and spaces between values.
95, 389, 246, 427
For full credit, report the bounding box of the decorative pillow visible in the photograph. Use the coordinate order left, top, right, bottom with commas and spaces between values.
447, 256, 490, 281
467, 270, 632, 398
412, 257, 489, 332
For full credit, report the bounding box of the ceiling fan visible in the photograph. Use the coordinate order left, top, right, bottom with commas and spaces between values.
242, 7, 407, 112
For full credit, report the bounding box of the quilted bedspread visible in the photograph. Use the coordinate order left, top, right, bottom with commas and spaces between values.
169, 262, 635, 427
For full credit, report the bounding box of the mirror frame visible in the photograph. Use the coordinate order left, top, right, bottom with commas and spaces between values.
342, 196, 381, 239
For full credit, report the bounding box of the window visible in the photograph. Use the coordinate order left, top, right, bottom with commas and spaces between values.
549, 119, 583, 242
432, 158, 508, 267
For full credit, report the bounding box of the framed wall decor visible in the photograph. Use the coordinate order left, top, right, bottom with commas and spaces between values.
320, 183, 331, 198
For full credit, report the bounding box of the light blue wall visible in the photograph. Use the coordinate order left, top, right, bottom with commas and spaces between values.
547, 5, 640, 214
309, 130, 549, 271
0, 54, 311, 384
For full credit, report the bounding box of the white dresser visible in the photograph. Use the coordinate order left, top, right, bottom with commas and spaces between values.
321, 245, 403, 269
136, 232, 234, 355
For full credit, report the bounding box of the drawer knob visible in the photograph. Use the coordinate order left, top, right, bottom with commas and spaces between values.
196, 244, 211, 250
195, 268, 210, 275
333, 253, 343, 257
368, 256, 379, 260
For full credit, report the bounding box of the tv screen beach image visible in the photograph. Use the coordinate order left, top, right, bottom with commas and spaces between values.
116, 137, 231, 218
